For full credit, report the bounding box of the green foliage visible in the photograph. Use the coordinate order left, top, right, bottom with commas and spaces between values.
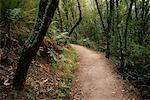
70, 0, 150, 98
0, 0, 37, 46
8, 8, 24, 22
0, 0, 19, 16
56, 47, 77, 99
25, 85, 36, 100
130, 43, 149, 57
19, 0, 38, 11
1, 0, 149, 98
1, 0, 77, 99
53, 32, 70, 45
38, 29, 70, 70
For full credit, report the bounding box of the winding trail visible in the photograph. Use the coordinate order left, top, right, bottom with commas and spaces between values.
71, 44, 136, 100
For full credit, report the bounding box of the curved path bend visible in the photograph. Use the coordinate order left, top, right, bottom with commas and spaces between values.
71, 44, 137, 100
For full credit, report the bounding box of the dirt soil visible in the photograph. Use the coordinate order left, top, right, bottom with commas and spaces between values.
71, 44, 138, 100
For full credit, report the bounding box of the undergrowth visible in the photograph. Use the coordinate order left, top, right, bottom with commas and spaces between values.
25, 46, 78, 100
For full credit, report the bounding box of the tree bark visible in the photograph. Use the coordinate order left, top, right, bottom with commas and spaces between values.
13, 0, 59, 90
134, 0, 138, 21
124, 0, 134, 51
139, 0, 149, 45
57, 6, 63, 32
106, 0, 114, 58
116, 0, 124, 67
62, 0, 69, 31
71, 3, 75, 25
94, 0, 106, 31
69, 0, 82, 37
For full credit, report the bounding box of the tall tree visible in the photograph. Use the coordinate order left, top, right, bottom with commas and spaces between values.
139, 0, 149, 45
124, 0, 134, 51
57, 6, 63, 32
105, 0, 114, 58
13, 0, 59, 90
95, 0, 113, 58
134, 0, 139, 21
69, 0, 82, 36
62, 0, 69, 31
94, 0, 106, 32
70, 1, 75, 25
116, 0, 124, 67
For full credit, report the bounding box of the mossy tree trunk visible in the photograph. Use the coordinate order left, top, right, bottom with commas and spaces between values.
13, 0, 59, 90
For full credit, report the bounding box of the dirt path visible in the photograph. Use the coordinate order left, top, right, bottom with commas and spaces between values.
71, 44, 137, 100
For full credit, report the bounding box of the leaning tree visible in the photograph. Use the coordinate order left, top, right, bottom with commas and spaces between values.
13, 0, 59, 90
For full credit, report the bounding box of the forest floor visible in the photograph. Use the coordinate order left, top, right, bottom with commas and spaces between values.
0, 44, 140, 100
0, 45, 78, 100
71, 44, 138, 100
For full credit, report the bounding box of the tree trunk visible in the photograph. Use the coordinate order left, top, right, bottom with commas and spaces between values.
116, 0, 124, 67
94, 0, 106, 31
62, 0, 69, 31
57, 6, 63, 32
106, 0, 114, 58
134, 0, 138, 21
69, 0, 82, 37
95, 0, 112, 58
139, 0, 149, 45
13, 0, 59, 90
71, 4, 75, 25
124, 0, 134, 51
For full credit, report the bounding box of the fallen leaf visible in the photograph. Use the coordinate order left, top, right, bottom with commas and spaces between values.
40, 79, 48, 85
4, 79, 10, 86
